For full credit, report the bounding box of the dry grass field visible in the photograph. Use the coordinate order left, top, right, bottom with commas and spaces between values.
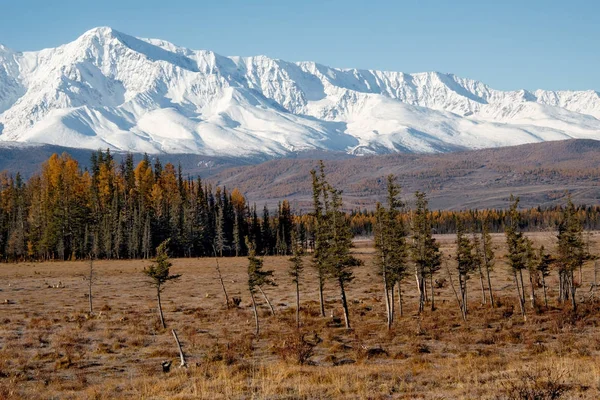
1, 233, 600, 399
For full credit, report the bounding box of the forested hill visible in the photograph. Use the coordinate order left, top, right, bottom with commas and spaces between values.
211, 139, 600, 211
0, 138, 598, 213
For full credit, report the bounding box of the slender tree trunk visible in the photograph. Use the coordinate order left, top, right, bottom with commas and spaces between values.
398, 281, 403, 318
485, 265, 495, 308
88, 258, 93, 315
390, 285, 395, 324
570, 270, 577, 312
519, 269, 527, 307
318, 274, 325, 317
258, 286, 275, 316
529, 270, 536, 309
383, 271, 391, 329
157, 287, 166, 329
541, 274, 548, 308
339, 278, 351, 329
250, 290, 260, 336
514, 272, 525, 318
295, 279, 300, 329
213, 253, 230, 308
430, 273, 435, 311
172, 329, 186, 367
447, 263, 466, 321
478, 264, 487, 305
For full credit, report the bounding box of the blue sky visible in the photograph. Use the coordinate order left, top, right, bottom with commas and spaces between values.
1, 0, 598, 91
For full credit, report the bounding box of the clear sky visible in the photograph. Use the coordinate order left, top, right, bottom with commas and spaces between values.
1, 0, 598, 91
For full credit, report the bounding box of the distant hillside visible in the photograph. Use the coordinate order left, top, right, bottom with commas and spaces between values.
210, 139, 600, 210
1, 139, 598, 211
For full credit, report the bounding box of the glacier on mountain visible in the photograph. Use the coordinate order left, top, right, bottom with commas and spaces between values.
0, 26, 599, 156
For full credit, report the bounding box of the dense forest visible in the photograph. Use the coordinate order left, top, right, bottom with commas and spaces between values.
0, 150, 598, 261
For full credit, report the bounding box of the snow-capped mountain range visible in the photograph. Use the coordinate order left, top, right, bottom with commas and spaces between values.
1, 27, 600, 157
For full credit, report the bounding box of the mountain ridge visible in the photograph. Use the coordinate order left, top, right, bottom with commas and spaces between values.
1, 27, 600, 156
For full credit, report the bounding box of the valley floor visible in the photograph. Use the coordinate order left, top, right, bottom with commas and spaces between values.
1, 233, 600, 399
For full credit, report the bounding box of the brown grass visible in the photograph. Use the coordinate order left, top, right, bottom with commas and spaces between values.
1, 232, 600, 399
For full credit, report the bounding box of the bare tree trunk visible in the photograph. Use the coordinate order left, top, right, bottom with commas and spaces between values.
88, 257, 93, 315
478, 263, 487, 305
157, 287, 166, 329
172, 329, 186, 367
519, 269, 527, 308
258, 286, 275, 316
485, 264, 495, 308
430, 273, 436, 311
541, 274, 548, 308
295, 279, 300, 329
390, 285, 395, 324
318, 274, 325, 317
250, 290, 260, 336
213, 252, 230, 308
570, 270, 577, 312
514, 272, 525, 319
398, 281, 403, 318
529, 270, 536, 309
339, 278, 351, 329
383, 270, 392, 329
446, 262, 466, 321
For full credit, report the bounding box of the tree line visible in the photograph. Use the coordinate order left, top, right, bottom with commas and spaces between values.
0, 150, 598, 267
0, 151, 297, 261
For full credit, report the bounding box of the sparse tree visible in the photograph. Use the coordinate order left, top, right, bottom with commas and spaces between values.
143, 240, 181, 329
481, 220, 496, 307
247, 238, 275, 336
289, 232, 304, 329
326, 187, 362, 329
505, 195, 529, 319
556, 196, 586, 312
455, 219, 476, 319
374, 175, 408, 328
411, 191, 442, 313
537, 245, 553, 308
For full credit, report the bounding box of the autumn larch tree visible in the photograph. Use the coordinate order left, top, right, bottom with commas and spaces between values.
143, 240, 181, 329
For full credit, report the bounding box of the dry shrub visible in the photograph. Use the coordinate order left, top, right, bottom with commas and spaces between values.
499, 367, 568, 400
273, 332, 317, 365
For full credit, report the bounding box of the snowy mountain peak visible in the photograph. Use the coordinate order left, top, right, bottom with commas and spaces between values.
0, 27, 599, 156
